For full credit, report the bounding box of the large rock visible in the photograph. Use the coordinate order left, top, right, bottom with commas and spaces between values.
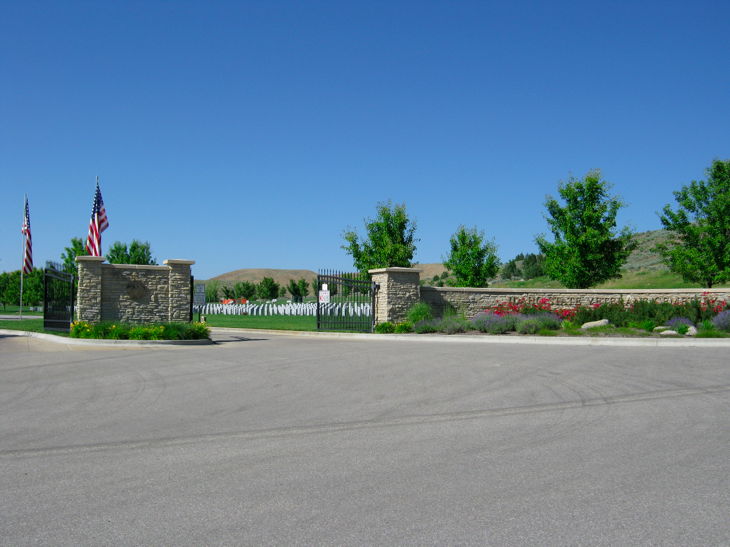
581, 319, 610, 330
659, 329, 679, 336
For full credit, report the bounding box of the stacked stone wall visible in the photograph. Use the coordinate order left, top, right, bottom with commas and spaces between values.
421, 286, 730, 318
76, 257, 194, 323
369, 267, 730, 323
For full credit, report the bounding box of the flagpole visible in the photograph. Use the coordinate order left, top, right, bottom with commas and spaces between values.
20, 195, 25, 320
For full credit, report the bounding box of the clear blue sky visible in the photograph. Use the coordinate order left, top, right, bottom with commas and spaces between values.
2, 0, 728, 279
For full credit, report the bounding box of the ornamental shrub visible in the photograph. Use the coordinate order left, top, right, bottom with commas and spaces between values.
414, 319, 439, 334
572, 302, 628, 327
437, 316, 469, 334
375, 322, 395, 334
712, 310, 730, 332
666, 317, 695, 329
69, 321, 210, 340
394, 321, 414, 333
516, 318, 541, 334
407, 302, 433, 324
531, 312, 562, 330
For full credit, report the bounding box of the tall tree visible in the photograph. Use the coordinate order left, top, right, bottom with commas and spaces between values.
257, 277, 280, 300
233, 281, 257, 300
443, 226, 499, 287
536, 170, 635, 288
106, 240, 157, 265
1, 269, 43, 307
60, 237, 88, 273
342, 201, 418, 275
205, 280, 221, 303
287, 278, 310, 302
656, 159, 730, 287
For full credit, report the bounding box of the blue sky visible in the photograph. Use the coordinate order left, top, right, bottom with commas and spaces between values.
2, 0, 728, 279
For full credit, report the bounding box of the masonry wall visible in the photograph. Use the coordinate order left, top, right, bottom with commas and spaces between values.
421, 286, 730, 318
76, 257, 194, 323
369, 267, 730, 324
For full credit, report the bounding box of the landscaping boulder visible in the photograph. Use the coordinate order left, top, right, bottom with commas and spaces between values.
653, 326, 671, 332
686, 326, 698, 336
581, 319, 609, 330
659, 329, 679, 336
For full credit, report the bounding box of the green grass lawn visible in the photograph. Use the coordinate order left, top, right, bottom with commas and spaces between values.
203, 314, 373, 332
0, 318, 69, 335
0, 305, 43, 316
204, 314, 317, 331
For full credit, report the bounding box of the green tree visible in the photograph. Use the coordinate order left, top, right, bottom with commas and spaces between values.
233, 281, 257, 300
536, 170, 635, 288
443, 226, 499, 287
501, 259, 521, 280
257, 277, 280, 300
521, 253, 545, 279
0, 272, 10, 311
106, 240, 157, 265
342, 201, 418, 275
220, 285, 236, 299
287, 278, 310, 302
1, 269, 43, 308
60, 237, 88, 273
205, 280, 221, 303
656, 160, 730, 287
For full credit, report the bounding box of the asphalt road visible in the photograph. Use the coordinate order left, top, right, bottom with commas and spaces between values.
1, 331, 728, 546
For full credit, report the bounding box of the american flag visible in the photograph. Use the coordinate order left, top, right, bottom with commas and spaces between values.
85, 179, 109, 256
21, 196, 33, 274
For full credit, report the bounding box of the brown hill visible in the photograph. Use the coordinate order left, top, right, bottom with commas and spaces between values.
208, 268, 318, 287
413, 263, 448, 280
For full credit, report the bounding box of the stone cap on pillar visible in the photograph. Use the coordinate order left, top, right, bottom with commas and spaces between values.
368, 267, 422, 274
163, 259, 195, 266
76, 256, 106, 263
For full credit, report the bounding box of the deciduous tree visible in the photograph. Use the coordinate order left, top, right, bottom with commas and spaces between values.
656, 159, 730, 287
536, 170, 635, 288
106, 240, 157, 265
342, 201, 418, 275
443, 226, 499, 287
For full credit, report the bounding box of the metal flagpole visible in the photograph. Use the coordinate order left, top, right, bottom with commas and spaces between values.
19, 195, 25, 320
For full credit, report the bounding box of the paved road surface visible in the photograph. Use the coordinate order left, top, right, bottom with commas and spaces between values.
1, 331, 728, 545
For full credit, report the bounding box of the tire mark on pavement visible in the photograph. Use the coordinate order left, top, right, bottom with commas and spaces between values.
1, 383, 728, 459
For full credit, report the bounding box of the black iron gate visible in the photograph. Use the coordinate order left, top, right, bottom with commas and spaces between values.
43, 263, 75, 331
316, 270, 377, 332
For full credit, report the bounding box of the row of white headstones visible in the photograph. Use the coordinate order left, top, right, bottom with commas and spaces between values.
194, 302, 372, 317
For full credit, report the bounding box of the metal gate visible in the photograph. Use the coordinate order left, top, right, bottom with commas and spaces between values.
43, 263, 75, 331
316, 270, 377, 332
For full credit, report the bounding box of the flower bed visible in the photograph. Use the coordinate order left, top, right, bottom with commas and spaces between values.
379, 295, 730, 337
70, 321, 210, 340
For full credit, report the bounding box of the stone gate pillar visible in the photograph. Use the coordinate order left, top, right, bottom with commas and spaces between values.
368, 267, 421, 324
165, 259, 195, 321
76, 256, 105, 322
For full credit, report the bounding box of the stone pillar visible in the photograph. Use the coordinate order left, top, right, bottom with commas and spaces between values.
368, 267, 421, 324
76, 256, 106, 322
165, 259, 195, 322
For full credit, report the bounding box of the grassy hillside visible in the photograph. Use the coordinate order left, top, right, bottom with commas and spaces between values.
491, 229, 728, 289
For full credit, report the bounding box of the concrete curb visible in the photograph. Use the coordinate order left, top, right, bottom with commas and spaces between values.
0, 329, 214, 347
3, 327, 728, 349
209, 327, 730, 348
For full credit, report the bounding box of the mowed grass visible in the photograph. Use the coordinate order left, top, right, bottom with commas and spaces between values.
0, 318, 69, 335
204, 314, 316, 331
